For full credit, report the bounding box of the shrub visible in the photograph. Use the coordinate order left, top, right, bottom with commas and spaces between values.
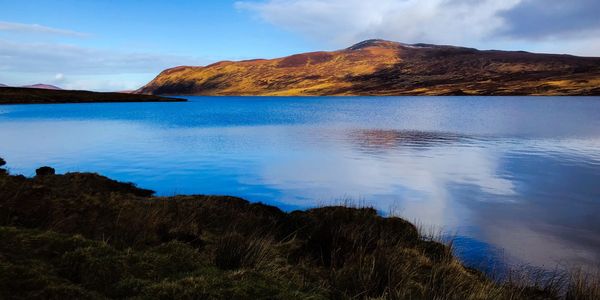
35, 166, 55, 176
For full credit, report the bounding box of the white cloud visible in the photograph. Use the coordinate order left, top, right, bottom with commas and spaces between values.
0, 21, 88, 37
0, 39, 207, 91
236, 0, 522, 47
58, 74, 158, 91
0, 39, 203, 74
237, 0, 600, 55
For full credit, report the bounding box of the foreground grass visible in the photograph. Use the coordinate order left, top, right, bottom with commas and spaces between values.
0, 158, 598, 299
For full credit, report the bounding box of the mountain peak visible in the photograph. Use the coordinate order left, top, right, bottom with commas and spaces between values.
347, 40, 478, 52
347, 39, 399, 50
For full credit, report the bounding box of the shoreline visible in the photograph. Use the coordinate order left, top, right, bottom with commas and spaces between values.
1, 159, 598, 299
0, 87, 186, 105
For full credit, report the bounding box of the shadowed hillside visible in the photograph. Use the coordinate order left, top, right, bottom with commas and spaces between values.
138, 40, 600, 96
1, 158, 599, 299
0, 87, 185, 104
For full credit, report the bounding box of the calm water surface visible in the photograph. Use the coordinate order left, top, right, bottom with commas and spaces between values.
1, 96, 599, 271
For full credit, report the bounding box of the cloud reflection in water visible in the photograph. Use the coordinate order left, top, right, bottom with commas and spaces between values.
1, 96, 599, 271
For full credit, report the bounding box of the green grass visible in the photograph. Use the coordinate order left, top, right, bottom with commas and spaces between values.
0, 159, 598, 299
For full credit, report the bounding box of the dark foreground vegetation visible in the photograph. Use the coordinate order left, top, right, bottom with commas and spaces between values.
0, 87, 184, 104
0, 157, 598, 299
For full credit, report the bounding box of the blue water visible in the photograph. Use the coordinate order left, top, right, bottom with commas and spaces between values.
1, 96, 600, 270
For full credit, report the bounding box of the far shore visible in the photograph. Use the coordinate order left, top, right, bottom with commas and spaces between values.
0, 87, 186, 105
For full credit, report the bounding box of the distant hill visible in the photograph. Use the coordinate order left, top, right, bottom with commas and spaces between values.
21, 84, 63, 90
0, 87, 185, 104
0, 84, 7, 88
138, 39, 600, 96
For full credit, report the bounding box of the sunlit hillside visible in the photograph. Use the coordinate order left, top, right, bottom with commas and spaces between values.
138, 40, 600, 96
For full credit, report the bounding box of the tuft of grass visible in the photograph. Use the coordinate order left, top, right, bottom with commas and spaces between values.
214, 233, 274, 270
565, 268, 600, 300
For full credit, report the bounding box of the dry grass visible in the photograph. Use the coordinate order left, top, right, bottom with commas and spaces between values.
1, 159, 599, 299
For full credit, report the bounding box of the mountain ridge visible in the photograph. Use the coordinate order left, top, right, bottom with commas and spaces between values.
137, 40, 600, 96
21, 84, 62, 90
0, 84, 63, 90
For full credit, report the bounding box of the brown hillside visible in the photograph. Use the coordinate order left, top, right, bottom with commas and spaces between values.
138, 40, 600, 96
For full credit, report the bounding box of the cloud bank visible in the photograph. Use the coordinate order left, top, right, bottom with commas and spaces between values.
0, 39, 198, 75
0, 21, 88, 37
237, 0, 600, 55
0, 39, 205, 91
499, 0, 600, 39
0, 21, 205, 91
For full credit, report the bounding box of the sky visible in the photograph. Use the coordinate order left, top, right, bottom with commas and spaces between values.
1, 0, 599, 91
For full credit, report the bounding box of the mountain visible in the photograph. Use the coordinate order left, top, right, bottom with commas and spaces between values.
0, 84, 7, 88
21, 84, 63, 90
138, 39, 600, 96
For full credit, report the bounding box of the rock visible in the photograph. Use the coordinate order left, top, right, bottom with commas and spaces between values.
36, 166, 56, 176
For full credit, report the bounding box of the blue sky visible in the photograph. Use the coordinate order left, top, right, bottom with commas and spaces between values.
1, 0, 599, 91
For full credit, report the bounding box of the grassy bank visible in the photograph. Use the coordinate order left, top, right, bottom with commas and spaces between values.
0, 87, 184, 104
0, 158, 598, 299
